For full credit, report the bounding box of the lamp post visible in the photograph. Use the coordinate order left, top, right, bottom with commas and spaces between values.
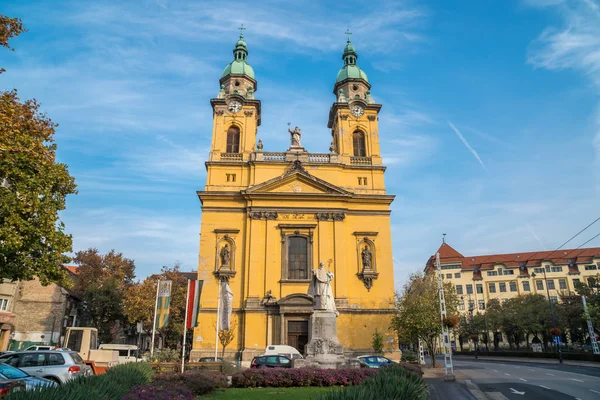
531, 270, 563, 363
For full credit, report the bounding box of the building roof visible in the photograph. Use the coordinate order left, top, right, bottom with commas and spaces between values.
425, 242, 600, 272
222, 33, 255, 80
63, 265, 79, 275
336, 38, 368, 83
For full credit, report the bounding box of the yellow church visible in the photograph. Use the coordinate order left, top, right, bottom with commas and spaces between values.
192, 32, 399, 364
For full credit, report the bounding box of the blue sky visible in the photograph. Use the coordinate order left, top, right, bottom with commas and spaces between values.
2, 0, 599, 289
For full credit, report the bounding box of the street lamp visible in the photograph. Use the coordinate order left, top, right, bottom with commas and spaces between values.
531, 269, 563, 364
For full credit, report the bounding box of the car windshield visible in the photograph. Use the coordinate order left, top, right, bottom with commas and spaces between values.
0, 363, 28, 379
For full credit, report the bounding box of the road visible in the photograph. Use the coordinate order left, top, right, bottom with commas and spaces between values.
451, 357, 600, 400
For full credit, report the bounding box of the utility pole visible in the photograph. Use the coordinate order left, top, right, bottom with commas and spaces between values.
582, 295, 600, 355
436, 252, 455, 381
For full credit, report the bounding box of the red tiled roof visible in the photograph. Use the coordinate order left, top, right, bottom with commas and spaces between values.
63, 265, 80, 275
425, 243, 600, 272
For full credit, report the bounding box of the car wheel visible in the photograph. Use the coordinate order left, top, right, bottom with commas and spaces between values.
46, 377, 61, 385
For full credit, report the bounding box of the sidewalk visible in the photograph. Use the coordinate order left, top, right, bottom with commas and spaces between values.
423, 366, 478, 400
453, 354, 600, 369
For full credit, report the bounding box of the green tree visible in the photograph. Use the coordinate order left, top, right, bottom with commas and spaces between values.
123, 263, 188, 349
73, 249, 136, 343
391, 272, 458, 367
1, 15, 77, 284
372, 329, 384, 355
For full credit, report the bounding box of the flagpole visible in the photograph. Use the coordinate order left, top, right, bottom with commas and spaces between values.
214, 280, 221, 361
181, 279, 191, 373
150, 279, 160, 358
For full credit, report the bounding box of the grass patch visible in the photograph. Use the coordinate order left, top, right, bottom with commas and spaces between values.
201, 386, 335, 399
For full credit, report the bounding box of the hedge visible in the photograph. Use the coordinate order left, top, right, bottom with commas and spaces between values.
318, 365, 428, 400
5, 362, 153, 400
122, 369, 228, 399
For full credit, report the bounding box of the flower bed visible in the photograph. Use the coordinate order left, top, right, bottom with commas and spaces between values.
232, 367, 377, 388
121, 369, 228, 400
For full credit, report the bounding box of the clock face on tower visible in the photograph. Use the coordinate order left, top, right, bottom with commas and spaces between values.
350, 104, 364, 117
228, 100, 242, 113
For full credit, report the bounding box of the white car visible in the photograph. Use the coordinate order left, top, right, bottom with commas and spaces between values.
262, 345, 304, 360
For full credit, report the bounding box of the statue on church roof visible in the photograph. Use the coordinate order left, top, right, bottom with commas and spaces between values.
288, 125, 302, 147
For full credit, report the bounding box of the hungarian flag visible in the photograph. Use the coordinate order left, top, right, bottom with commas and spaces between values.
155, 280, 172, 329
186, 280, 203, 329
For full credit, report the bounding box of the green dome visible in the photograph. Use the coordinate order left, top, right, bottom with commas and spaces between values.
336, 38, 368, 83
222, 61, 255, 79
336, 65, 368, 83
222, 33, 255, 80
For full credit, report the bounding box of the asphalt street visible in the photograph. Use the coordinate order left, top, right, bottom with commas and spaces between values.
452, 357, 600, 400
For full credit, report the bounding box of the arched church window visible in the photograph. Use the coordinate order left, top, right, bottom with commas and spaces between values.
288, 236, 308, 279
226, 126, 240, 153
353, 130, 366, 157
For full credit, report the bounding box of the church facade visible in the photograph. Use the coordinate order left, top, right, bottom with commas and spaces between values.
192, 32, 399, 363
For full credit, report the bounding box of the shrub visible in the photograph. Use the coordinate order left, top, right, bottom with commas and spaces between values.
5, 362, 153, 400
372, 330, 384, 355
395, 362, 423, 377
232, 368, 378, 388
401, 349, 417, 363
318, 365, 428, 400
121, 384, 194, 400
150, 348, 180, 362
151, 369, 227, 396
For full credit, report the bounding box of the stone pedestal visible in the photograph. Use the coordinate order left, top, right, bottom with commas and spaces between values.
300, 310, 349, 369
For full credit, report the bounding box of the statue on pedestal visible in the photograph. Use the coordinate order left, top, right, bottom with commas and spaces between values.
220, 244, 231, 268
361, 245, 372, 270
307, 262, 337, 315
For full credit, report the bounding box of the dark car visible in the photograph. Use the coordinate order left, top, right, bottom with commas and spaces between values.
357, 355, 396, 368
250, 355, 292, 368
0, 363, 55, 397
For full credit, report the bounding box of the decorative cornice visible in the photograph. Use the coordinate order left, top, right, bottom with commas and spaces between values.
214, 229, 240, 234
315, 212, 345, 221
357, 270, 379, 291
244, 110, 254, 116
367, 115, 377, 121
249, 211, 278, 220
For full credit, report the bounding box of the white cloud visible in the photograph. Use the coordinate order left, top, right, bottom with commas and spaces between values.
447, 121, 488, 172
526, 0, 600, 174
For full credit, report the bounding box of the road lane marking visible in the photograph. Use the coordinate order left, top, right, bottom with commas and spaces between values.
539, 385, 550, 390
504, 373, 511, 376
546, 373, 555, 376
590, 389, 600, 394
493, 369, 498, 372
528, 369, 534, 371
510, 388, 525, 395
519, 378, 527, 382
570, 378, 584, 383
514, 366, 520, 369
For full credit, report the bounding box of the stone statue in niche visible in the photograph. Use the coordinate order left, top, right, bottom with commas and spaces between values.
361, 245, 372, 270
220, 243, 231, 268
288, 125, 302, 147
307, 262, 337, 315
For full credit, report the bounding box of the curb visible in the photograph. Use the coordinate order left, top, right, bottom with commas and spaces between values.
465, 379, 489, 400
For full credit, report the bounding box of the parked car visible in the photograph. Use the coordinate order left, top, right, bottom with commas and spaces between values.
251, 355, 293, 368
0, 350, 93, 384
198, 357, 223, 362
357, 355, 396, 368
0, 363, 56, 396
262, 345, 304, 360
22, 346, 52, 351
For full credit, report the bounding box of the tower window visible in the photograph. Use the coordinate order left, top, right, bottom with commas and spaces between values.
226, 126, 240, 153
288, 236, 308, 279
353, 130, 366, 157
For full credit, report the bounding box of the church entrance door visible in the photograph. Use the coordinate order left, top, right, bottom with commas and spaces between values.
287, 320, 308, 355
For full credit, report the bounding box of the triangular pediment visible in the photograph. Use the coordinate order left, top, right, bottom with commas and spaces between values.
245, 163, 352, 196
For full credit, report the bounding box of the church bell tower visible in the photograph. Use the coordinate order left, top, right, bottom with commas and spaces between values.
208, 29, 261, 164
328, 34, 382, 166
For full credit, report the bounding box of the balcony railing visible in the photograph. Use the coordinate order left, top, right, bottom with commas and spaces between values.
262, 152, 286, 161
220, 153, 243, 161
350, 156, 372, 165
307, 153, 330, 163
